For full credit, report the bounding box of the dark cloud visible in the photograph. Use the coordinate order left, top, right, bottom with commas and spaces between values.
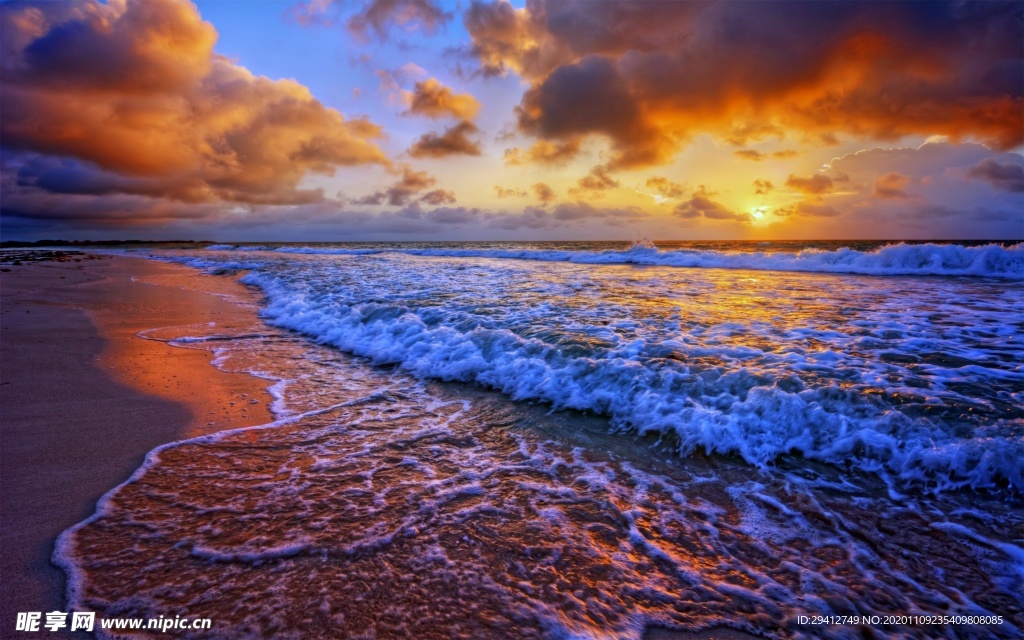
827, 142, 1004, 183
784, 142, 1024, 236
348, 0, 452, 40
408, 121, 482, 158
773, 202, 843, 218
486, 201, 649, 230
466, 0, 1024, 168
967, 158, 1024, 193
0, 192, 654, 241
550, 201, 648, 223
753, 179, 774, 195
494, 185, 527, 198
425, 206, 478, 224
464, 0, 703, 79
13, 155, 205, 202
551, 202, 593, 221
11, 1, 214, 94
463, 0, 544, 78
486, 208, 556, 230
1, 190, 224, 226
420, 188, 456, 205
386, 166, 435, 205
786, 173, 834, 195
674, 187, 751, 222
872, 172, 911, 199
355, 166, 437, 206
516, 55, 671, 168
353, 191, 387, 206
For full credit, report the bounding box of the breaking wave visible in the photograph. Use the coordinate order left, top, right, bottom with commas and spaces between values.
257, 242, 1024, 279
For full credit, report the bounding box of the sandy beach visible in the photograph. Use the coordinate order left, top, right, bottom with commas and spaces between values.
0, 246, 1017, 638
0, 253, 273, 629
1, 0, 1020, 634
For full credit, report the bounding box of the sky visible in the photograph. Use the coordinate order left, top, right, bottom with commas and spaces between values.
1, 0, 1022, 241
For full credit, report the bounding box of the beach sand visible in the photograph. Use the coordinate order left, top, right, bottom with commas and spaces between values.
0, 254, 273, 629
1, 254, 769, 640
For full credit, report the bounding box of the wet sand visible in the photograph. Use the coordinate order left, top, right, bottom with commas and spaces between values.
5, 252, 1018, 639
0, 254, 272, 631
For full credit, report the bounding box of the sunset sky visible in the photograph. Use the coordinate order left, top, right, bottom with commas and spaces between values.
1, 0, 1022, 241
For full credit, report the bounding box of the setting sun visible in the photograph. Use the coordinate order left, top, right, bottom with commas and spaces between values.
1, 2, 1021, 639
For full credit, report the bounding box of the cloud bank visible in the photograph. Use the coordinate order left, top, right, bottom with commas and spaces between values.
466, 0, 1023, 169
1, 0, 389, 211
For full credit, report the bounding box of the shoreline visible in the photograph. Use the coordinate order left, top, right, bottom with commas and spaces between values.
0, 254, 273, 628
2, 251, 1020, 638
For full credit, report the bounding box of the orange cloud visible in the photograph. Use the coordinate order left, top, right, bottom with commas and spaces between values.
786, 174, 835, 195
406, 78, 480, 120
1, 0, 389, 206
872, 172, 912, 199
348, 0, 451, 40
674, 187, 751, 222
354, 165, 437, 206
774, 202, 843, 218
420, 188, 456, 205
466, 0, 1023, 169
569, 166, 619, 197
503, 139, 580, 166
645, 177, 684, 198
734, 150, 767, 161
494, 185, 527, 198
532, 182, 555, 203
735, 149, 799, 161
408, 121, 482, 158
768, 142, 1023, 234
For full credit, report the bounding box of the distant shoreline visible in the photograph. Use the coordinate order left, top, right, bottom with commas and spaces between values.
3, 238, 1022, 249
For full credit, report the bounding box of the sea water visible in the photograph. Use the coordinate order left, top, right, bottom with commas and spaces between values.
56, 241, 1023, 639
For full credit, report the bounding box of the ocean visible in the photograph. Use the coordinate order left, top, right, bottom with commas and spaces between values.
58, 241, 1023, 638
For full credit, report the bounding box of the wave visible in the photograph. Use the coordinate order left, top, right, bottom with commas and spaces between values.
237, 268, 1023, 495
261, 242, 1024, 279
204, 244, 274, 252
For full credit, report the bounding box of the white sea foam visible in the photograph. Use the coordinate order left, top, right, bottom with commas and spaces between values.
236, 295, 1019, 493
266, 242, 1024, 279
52, 292, 1022, 639
156, 244, 1024, 495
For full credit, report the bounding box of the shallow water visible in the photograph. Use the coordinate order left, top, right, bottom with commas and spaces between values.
59, 242, 1023, 638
